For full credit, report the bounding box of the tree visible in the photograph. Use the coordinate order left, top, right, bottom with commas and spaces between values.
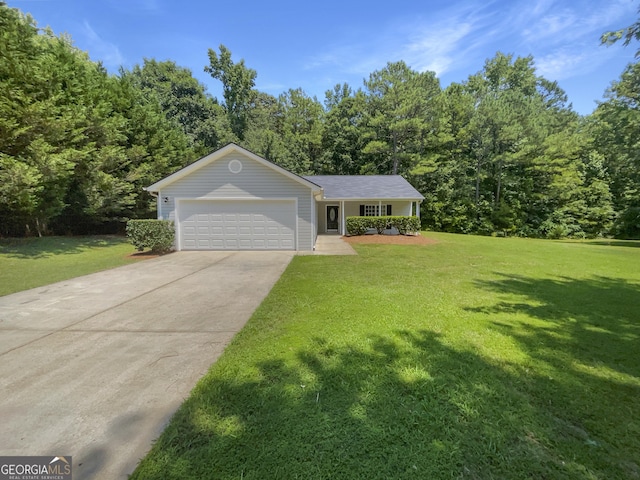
0, 4, 195, 235
591, 61, 640, 237
205, 45, 257, 140
242, 91, 291, 168
528, 130, 613, 238
363, 61, 440, 175
601, 4, 640, 58
320, 84, 369, 174
411, 52, 610, 238
125, 59, 232, 154
0, 6, 85, 235
411, 83, 479, 233
275, 88, 324, 174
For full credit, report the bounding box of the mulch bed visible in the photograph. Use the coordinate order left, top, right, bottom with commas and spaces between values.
342, 234, 438, 245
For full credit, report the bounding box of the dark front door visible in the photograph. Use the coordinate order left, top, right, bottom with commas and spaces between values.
326, 205, 339, 231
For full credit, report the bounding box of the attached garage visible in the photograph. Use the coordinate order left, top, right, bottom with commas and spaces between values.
177, 199, 296, 250
145, 144, 321, 251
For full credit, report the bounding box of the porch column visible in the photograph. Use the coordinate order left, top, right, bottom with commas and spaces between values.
341, 200, 345, 235
378, 200, 382, 216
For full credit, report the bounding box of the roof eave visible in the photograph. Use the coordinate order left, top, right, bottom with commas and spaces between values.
320, 197, 424, 201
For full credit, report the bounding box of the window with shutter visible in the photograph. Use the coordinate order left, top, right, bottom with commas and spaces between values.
361, 204, 389, 216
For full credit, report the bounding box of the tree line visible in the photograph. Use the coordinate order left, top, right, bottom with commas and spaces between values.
1, 3, 638, 238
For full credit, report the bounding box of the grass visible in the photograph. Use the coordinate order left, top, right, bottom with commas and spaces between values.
0, 236, 140, 296
130, 232, 640, 479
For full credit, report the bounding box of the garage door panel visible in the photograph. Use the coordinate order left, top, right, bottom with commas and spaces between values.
179, 200, 296, 250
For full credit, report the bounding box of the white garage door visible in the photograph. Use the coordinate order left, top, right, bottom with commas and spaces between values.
178, 199, 296, 250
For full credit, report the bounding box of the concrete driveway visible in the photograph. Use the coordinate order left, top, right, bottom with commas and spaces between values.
0, 251, 294, 479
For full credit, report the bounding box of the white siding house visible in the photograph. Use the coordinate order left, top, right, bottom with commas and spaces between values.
145, 144, 424, 251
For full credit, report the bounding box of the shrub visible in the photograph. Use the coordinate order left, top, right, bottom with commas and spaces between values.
126, 219, 175, 253
372, 217, 389, 234
345, 217, 369, 236
346, 216, 421, 236
392, 216, 421, 235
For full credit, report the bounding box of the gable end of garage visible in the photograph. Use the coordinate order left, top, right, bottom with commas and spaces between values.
147, 146, 317, 251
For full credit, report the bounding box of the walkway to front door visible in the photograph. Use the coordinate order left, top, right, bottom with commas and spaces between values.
312, 234, 357, 255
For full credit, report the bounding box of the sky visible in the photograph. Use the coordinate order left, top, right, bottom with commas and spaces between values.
9, 0, 640, 115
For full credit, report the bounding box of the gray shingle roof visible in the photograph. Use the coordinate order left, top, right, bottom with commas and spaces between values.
304, 175, 424, 200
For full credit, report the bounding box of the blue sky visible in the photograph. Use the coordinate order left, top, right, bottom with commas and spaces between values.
10, 0, 639, 115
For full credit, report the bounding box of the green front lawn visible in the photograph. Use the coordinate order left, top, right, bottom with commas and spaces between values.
0, 236, 139, 296
134, 232, 640, 479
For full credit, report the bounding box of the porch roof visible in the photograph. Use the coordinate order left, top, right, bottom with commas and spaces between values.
304, 175, 424, 200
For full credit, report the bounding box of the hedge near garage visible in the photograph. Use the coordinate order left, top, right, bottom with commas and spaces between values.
126, 220, 175, 253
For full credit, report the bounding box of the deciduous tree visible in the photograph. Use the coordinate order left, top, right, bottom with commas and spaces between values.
205, 45, 257, 140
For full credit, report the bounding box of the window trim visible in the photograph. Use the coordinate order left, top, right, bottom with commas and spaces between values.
361, 204, 391, 216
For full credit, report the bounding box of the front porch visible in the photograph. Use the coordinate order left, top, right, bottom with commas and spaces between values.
315, 200, 421, 235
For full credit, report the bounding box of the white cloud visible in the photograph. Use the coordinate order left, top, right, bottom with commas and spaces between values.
516, 0, 638, 81
535, 42, 628, 81
397, 2, 517, 77
529, 0, 556, 17
304, 1, 495, 79
535, 49, 589, 79
402, 22, 475, 75
520, 0, 637, 46
583, 0, 637, 30
522, 10, 578, 44
81, 21, 124, 68
302, 0, 638, 88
